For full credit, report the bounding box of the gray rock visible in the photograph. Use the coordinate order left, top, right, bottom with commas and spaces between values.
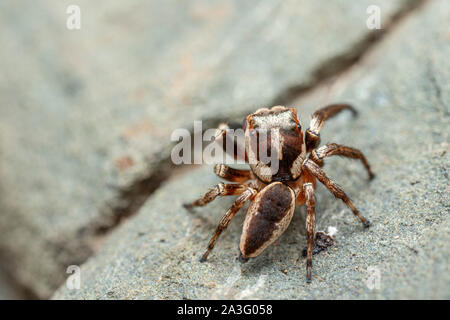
0, 269, 23, 299
0, 0, 416, 297
53, 0, 449, 299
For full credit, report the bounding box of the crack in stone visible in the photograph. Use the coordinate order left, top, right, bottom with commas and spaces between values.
426, 59, 448, 117
272, 0, 429, 106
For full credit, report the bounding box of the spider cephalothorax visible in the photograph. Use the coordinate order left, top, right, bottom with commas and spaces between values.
244, 106, 306, 183
184, 104, 374, 282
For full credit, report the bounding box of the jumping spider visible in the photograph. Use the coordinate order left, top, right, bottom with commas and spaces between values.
184, 104, 374, 282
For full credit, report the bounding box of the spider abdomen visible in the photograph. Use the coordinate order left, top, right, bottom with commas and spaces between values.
240, 182, 295, 258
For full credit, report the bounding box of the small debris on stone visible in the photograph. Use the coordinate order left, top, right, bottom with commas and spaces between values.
302, 231, 335, 257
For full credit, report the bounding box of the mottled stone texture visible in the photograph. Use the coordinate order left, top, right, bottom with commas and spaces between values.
1, 0, 417, 297
52, 0, 449, 299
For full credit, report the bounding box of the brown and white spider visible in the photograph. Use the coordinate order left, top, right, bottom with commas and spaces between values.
184, 105, 374, 282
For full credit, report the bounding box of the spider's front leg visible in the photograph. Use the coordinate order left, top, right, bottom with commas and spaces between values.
306, 104, 357, 152
214, 164, 251, 183
200, 187, 257, 262
310, 143, 375, 180
302, 159, 370, 227
214, 123, 247, 163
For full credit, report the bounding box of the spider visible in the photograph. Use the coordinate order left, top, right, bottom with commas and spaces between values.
184, 104, 374, 282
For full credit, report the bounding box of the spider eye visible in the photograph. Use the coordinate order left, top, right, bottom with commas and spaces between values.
297, 123, 302, 131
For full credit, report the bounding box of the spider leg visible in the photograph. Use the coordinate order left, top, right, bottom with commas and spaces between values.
214, 123, 247, 162
306, 104, 357, 152
303, 183, 316, 283
310, 143, 375, 180
200, 187, 257, 262
214, 164, 251, 183
302, 159, 370, 227
183, 182, 249, 209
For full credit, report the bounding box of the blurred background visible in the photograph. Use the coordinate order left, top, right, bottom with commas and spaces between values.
0, 0, 448, 299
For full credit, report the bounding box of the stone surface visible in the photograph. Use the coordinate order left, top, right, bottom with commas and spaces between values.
0, 0, 416, 297
0, 270, 23, 300
53, 0, 449, 299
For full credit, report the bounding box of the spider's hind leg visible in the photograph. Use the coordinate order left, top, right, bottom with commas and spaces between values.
303, 183, 316, 283
183, 182, 249, 210
200, 187, 257, 262
183, 163, 252, 210
303, 159, 370, 228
